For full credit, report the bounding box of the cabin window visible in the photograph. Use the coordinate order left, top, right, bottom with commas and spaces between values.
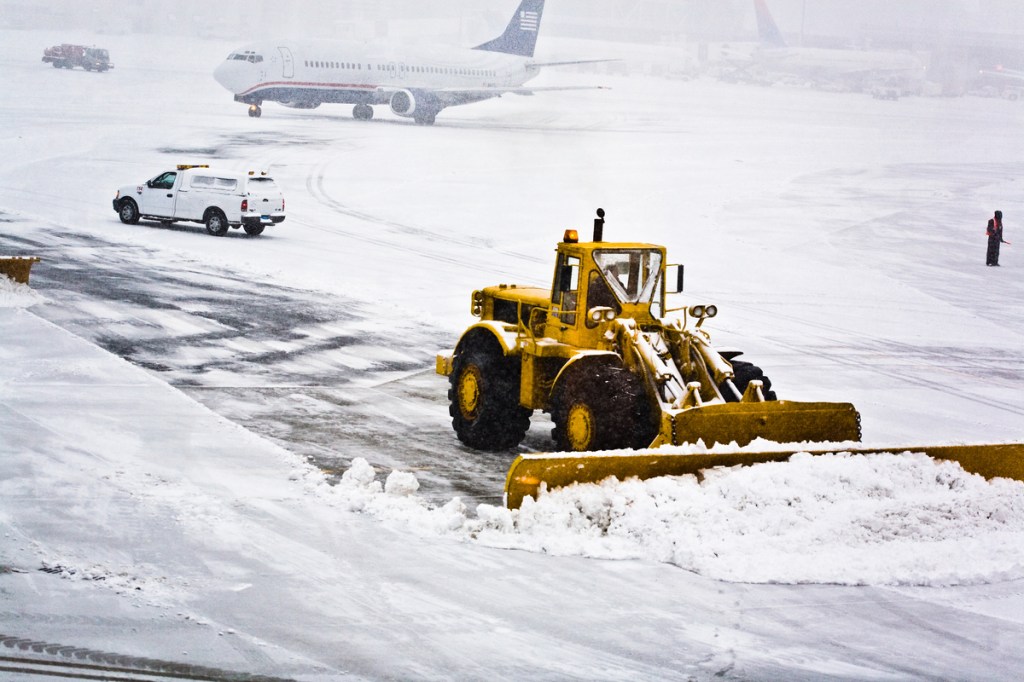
585, 271, 621, 328
594, 249, 663, 307
150, 172, 176, 190
552, 254, 581, 326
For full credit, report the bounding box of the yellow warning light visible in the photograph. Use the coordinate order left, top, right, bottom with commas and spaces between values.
177, 164, 209, 171
563, 229, 578, 243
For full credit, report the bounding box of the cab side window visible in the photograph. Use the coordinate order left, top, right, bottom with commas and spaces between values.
552, 254, 580, 326
152, 172, 176, 190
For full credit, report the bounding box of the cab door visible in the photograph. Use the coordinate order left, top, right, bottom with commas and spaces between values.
545, 251, 582, 345
139, 171, 177, 217
278, 47, 294, 78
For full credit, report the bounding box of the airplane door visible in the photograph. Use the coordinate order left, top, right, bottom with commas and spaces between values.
398, 62, 407, 79
278, 47, 294, 78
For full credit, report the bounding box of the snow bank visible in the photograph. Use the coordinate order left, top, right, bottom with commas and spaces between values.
319, 452, 1024, 587
0, 276, 45, 308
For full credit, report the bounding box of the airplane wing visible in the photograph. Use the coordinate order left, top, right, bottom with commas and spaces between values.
376, 85, 608, 106
528, 59, 621, 68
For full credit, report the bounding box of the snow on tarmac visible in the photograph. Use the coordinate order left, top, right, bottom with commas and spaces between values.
310, 450, 1024, 587
8, 283, 1024, 590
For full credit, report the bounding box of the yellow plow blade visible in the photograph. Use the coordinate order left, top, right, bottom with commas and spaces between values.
666, 400, 861, 447
504, 442, 1024, 509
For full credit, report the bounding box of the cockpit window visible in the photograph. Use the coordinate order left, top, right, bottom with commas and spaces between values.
229, 52, 263, 63
594, 249, 662, 305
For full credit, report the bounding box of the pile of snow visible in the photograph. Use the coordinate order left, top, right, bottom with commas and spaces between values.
318, 452, 1024, 587
0, 276, 45, 308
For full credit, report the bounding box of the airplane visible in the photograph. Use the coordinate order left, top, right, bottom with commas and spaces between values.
749, 0, 925, 90
213, 0, 605, 125
977, 65, 1024, 100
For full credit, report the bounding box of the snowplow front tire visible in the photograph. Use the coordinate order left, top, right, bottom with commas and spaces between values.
551, 362, 651, 452
448, 333, 530, 451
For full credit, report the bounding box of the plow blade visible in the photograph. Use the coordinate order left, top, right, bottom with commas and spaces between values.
504, 442, 1024, 509
665, 400, 862, 447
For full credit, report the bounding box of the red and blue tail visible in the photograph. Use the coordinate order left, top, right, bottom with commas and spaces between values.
474, 0, 545, 58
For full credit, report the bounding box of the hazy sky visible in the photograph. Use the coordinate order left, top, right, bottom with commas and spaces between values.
2, 0, 1022, 47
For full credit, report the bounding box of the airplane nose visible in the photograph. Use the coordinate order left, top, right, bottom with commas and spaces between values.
213, 60, 245, 93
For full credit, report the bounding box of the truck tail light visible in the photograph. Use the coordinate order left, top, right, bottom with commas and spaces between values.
281, 198, 285, 211
241, 199, 248, 212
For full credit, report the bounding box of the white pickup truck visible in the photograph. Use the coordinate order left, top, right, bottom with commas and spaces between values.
113, 165, 286, 236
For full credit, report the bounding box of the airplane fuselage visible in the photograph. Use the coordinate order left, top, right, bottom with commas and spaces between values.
214, 39, 538, 122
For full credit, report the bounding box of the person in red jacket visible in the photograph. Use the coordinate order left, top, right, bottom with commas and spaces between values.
986, 210, 1008, 266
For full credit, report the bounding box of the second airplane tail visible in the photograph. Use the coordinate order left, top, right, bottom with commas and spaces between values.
474, 0, 545, 58
754, 0, 787, 48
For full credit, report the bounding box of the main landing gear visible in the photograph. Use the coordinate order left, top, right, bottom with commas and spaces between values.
353, 104, 374, 121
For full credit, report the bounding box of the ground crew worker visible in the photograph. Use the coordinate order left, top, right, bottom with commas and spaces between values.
986, 210, 1008, 266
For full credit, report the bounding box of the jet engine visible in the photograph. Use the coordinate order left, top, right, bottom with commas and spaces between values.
388, 89, 417, 117
388, 89, 441, 121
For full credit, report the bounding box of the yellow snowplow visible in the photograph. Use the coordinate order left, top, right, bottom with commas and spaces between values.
436, 210, 1024, 508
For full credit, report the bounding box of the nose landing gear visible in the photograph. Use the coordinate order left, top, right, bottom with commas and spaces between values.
248, 104, 262, 118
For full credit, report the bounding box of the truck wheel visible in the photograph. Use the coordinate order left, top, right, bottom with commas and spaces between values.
204, 209, 228, 236
243, 224, 264, 236
117, 199, 140, 225
448, 333, 530, 451
722, 359, 778, 401
551, 362, 650, 452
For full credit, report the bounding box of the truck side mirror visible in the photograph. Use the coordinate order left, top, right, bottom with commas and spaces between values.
667, 264, 684, 293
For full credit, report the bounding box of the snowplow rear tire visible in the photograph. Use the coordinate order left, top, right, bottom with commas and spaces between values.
448, 333, 530, 451
725, 359, 778, 401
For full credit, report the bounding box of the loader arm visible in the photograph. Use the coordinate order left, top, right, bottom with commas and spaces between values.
613, 317, 861, 449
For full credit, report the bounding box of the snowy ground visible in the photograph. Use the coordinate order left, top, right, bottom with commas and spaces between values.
2, 25, 1024, 681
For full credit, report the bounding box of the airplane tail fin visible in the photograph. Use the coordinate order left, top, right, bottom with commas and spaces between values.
754, 0, 787, 48
474, 0, 545, 58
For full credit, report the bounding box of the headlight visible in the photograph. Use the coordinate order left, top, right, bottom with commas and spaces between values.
689, 304, 718, 319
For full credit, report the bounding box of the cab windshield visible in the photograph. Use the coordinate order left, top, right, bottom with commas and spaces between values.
594, 249, 662, 305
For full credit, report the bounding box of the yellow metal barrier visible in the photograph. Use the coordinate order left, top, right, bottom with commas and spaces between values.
0, 256, 41, 284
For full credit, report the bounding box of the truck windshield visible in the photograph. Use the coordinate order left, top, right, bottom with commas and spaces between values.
594, 249, 662, 305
